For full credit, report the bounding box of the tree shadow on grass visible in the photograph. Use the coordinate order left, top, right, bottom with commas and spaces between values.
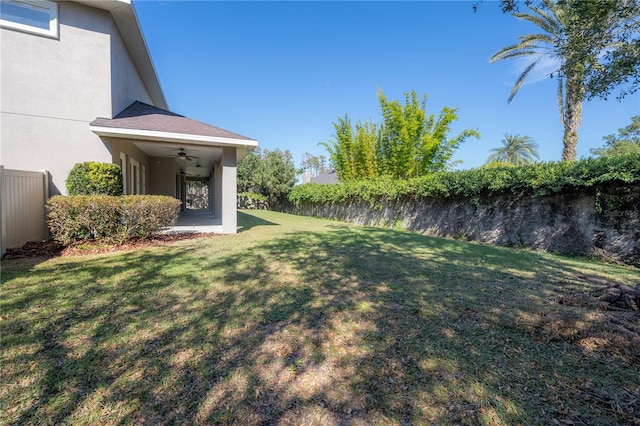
237, 211, 278, 232
2, 217, 639, 425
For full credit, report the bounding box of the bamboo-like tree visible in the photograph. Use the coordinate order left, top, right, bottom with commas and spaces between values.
490, 0, 584, 161
322, 90, 479, 181
486, 133, 540, 165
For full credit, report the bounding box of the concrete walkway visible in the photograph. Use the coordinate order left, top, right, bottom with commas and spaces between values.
165, 209, 223, 234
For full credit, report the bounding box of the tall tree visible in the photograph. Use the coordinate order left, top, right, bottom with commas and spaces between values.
490, 0, 582, 161
591, 116, 640, 157
322, 90, 479, 181
237, 149, 261, 194
486, 133, 540, 165
490, 0, 640, 161
301, 153, 329, 177
237, 148, 297, 205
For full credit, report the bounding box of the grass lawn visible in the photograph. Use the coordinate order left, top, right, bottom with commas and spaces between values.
1, 210, 639, 425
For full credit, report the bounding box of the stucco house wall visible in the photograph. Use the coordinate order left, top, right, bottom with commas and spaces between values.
1, 2, 115, 195
110, 17, 154, 117
109, 139, 150, 194
148, 157, 177, 197
2, 0, 258, 236
108, 24, 156, 196
1, 1, 158, 196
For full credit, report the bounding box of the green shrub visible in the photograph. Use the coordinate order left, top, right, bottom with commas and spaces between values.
47, 195, 181, 245
66, 162, 123, 196
238, 192, 268, 202
119, 196, 183, 239
288, 155, 640, 206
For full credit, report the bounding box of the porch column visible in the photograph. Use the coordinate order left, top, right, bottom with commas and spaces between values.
180, 172, 187, 211
208, 171, 214, 214
221, 147, 237, 233
213, 160, 222, 220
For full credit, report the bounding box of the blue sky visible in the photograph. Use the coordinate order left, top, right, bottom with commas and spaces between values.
134, 0, 639, 170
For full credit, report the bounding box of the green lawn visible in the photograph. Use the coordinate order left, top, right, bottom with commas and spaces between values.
2, 210, 639, 425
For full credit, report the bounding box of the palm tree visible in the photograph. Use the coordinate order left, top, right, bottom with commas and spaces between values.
486, 133, 539, 165
489, 0, 585, 161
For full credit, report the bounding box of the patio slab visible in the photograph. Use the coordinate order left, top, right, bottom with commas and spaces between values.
164, 209, 223, 234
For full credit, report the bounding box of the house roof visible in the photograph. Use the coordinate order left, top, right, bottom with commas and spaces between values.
310, 170, 338, 184
91, 101, 257, 142
72, 0, 167, 109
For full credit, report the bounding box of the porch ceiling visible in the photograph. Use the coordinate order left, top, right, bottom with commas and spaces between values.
135, 141, 222, 178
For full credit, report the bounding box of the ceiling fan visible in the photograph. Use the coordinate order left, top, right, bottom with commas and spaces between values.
172, 148, 199, 161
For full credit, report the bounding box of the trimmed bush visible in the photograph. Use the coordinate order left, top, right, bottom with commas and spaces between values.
288, 155, 640, 206
66, 162, 123, 196
47, 195, 181, 245
119, 196, 183, 239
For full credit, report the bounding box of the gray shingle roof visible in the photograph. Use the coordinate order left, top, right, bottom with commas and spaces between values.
91, 101, 256, 141
310, 170, 338, 184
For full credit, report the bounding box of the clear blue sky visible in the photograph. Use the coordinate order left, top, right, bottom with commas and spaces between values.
134, 0, 639, 170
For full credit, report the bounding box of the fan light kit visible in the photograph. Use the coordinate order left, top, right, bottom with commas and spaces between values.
173, 148, 199, 161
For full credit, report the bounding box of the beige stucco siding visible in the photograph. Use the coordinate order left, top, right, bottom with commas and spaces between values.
109, 139, 150, 194
148, 157, 177, 197
1, 2, 113, 194
110, 19, 154, 116
1, 115, 112, 194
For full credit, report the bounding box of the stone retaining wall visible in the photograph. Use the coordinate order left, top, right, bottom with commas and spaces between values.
283, 185, 640, 265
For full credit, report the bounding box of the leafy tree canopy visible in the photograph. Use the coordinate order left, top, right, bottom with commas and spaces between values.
591, 116, 640, 157
562, 0, 640, 101
489, 0, 640, 161
487, 0, 640, 101
321, 89, 479, 181
237, 148, 297, 205
301, 153, 330, 177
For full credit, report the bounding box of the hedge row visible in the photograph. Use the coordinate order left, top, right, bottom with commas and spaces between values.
288, 155, 640, 206
47, 195, 181, 245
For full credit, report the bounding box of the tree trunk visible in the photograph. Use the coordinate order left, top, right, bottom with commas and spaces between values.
562, 75, 584, 162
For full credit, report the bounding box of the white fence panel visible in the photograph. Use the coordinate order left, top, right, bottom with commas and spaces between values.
1, 166, 49, 256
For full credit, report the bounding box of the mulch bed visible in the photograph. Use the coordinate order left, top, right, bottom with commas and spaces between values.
1, 233, 208, 260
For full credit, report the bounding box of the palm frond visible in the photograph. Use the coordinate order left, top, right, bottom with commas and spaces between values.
519, 33, 556, 45
514, 11, 559, 35
490, 43, 543, 62
491, 34, 555, 63
520, 3, 564, 34
486, 133, 539, 165
508, 59, 539, 103
489, 43, 530, 62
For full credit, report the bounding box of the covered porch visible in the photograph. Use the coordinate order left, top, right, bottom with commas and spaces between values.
90, 101, 258, 234
167, 209, 223, 234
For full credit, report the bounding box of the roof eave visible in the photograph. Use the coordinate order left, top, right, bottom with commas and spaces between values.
90, 125, 259, 148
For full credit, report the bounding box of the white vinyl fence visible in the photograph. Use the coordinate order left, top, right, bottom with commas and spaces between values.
0, 166, 49, 256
